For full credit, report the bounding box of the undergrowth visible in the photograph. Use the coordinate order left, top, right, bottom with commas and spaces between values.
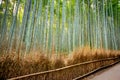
0, 47, 120, 80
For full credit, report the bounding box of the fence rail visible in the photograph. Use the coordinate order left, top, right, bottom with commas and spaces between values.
8, 57, 120, 80
73, 60, 120, 80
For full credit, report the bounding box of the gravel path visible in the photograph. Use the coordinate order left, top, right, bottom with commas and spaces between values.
90, 63, 120, 80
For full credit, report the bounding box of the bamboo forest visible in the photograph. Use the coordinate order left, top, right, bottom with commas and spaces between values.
0, 0, 120, 80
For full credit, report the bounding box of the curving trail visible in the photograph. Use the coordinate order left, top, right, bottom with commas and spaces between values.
90, 63, 120, 80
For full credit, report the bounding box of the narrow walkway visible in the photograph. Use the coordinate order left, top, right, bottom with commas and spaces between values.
90, 63, 120, 80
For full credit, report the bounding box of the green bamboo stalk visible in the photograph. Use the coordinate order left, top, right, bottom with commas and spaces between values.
8, 0, 20, 53
48, 0, 54, 55
0, 0, 8, 48
16, 0, 32, 54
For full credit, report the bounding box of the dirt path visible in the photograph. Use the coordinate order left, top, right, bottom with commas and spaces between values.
90, 63, 120, 80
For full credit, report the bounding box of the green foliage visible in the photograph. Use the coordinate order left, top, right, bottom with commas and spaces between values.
0, 0, 120, 56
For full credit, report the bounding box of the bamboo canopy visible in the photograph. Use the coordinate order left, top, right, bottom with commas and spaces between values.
0, 0, 120, 56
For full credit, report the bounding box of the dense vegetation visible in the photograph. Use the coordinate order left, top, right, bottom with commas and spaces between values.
0, 0, 120, 55
0, 48, 119, 79
0, 0, 120, 79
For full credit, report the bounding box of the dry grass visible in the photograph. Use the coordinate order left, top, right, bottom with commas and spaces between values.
0, 47, 120, 80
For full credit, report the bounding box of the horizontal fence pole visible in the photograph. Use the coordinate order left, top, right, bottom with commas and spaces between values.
8, 57, 119, 80
73, 60, 120, 80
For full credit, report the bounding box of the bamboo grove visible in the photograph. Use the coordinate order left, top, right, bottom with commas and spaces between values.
0, 0, 120, 56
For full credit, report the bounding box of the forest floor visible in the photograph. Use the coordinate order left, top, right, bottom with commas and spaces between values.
87, 63, 120, 80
